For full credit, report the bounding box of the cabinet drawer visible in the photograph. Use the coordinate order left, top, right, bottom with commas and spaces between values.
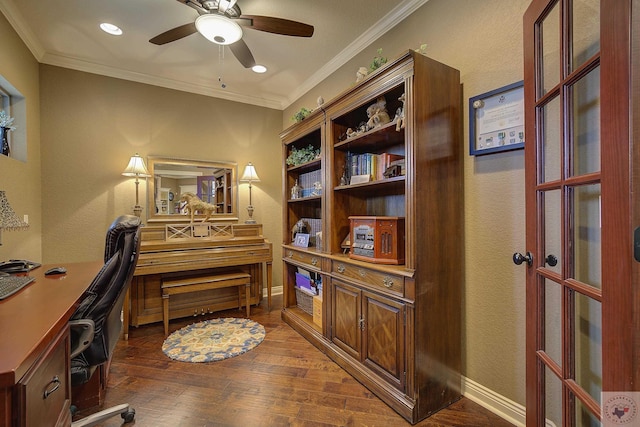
332, 261, 404, 297
284, 249, 322, 271
17, 328, 70, 427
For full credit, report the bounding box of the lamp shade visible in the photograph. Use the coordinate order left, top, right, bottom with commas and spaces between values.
195, 14, 243, 45
240, 163, 261, 182
0, 190, 28, 231
122, 153, 151, 177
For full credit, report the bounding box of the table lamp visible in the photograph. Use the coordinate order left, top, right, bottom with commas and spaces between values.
122, 153, 151, 217
240, 162, 260, 224
0, 190, 29, 245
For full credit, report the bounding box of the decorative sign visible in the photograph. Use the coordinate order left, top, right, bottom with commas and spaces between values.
469, 81, 524, 156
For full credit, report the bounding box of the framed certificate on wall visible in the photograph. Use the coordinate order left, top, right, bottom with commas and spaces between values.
469, 80, 524, 156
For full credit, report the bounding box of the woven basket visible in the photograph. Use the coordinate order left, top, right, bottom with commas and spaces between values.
295, 287, 314, 315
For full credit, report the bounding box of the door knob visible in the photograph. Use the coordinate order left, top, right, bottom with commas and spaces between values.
545, 254, 558, 267
513, 252, 533, 266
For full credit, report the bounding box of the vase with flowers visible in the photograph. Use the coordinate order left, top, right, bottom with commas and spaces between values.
0, 111, 16, 157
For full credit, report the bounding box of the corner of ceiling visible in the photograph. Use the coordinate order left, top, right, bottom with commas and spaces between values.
0, 0, 45, 61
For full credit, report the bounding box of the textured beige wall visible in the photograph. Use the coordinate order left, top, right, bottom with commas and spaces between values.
284, 0, 530, 406
0, 14, 41, 262
3, 0, 532, 408
39, 66, 283, 287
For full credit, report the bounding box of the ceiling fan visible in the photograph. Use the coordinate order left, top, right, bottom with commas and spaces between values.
149, 0, 314, 69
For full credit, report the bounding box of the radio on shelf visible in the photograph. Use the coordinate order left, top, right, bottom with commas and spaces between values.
349, 216, 405, 264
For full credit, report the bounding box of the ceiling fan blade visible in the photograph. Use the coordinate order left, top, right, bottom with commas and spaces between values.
149, 22, 197, 45
229, 39, 256, 68
238, 15, 314, 37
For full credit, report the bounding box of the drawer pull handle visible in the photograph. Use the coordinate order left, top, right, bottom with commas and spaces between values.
311, 257, 318, 266
246, 252, 255, 256
337, 264, 345, 273
43, 376, 61, 399
358, 269, 366, 278
382, 277, 394, 288
288, 251, 293, 258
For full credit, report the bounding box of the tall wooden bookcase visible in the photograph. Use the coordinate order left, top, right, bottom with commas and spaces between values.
280, 51, 463, 424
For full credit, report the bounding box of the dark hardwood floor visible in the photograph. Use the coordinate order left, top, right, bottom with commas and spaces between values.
75, 295, 514, 426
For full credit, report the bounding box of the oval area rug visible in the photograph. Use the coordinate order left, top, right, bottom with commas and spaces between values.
162, 317, 265, 363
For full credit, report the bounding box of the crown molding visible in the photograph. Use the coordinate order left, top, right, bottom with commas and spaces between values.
1, 0, 428, 111
283, 0, 430, 109
40, 52, 285, 110
0, 0, 45, 60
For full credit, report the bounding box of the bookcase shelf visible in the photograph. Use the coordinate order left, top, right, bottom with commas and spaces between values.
280, 51, 463, 424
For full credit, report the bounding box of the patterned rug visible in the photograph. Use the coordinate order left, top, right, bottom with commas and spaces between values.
162, 317, 265, 363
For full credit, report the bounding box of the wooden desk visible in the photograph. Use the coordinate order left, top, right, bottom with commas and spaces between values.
125, 223, 272, 338
0, 261, 102, 427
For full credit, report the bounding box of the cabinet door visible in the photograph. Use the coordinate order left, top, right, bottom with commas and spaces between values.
362, 290, 405, 391
331, 280, 361, 360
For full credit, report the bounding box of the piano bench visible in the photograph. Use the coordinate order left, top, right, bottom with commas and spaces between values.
161, 271, 251, 337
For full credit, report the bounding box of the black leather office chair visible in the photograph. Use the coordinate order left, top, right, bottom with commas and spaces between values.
69, 215, 142, 426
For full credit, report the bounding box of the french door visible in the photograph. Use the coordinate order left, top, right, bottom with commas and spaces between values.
522, 0, 638, 425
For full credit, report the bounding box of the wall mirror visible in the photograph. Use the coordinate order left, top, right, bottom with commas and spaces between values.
146, 156, 238, 222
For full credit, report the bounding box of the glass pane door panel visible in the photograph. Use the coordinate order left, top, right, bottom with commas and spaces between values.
571, 184, 602, 288
540, 2, 561, 96
545, 365, 563, 427
542, 97, 562, 183
544, 279, 563, 365
572, 0, 600, 70
574, 292, 602, 405
544, 190, 562, 274
572, 67, 601, 176
575, 396, 600, 427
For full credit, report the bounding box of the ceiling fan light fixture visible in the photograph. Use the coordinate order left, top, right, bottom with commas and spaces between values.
195, 14, 242, 45
252, 65, 267, 73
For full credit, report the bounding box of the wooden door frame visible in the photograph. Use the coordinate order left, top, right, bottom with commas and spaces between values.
600, 0, 636, 392
524, 0, 638, 424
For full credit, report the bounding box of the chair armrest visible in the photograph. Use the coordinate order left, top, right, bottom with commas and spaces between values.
69, 319, 95, 359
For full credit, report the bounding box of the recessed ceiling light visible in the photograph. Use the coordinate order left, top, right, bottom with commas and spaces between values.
100, 23, 123, 36
252, 65, 267, 73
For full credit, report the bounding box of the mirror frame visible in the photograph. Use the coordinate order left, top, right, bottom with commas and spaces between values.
146, 156, 239, 223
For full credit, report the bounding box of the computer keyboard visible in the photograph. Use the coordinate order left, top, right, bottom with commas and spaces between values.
0, 275, 35, 300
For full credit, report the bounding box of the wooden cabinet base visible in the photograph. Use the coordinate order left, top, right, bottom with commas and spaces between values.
282, 308, 460, 424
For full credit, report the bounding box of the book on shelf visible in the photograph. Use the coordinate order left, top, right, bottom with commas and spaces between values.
347, 152, 405, 182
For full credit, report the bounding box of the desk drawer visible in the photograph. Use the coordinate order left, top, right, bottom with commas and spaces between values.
17, 327, 71, 427
332, 261, 404, 297
284, 249, 322, 271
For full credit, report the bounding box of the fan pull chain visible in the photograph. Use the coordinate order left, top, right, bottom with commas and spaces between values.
218, 45, 227, 89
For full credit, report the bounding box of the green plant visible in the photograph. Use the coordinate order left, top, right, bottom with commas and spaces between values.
291, 107, 312, 123
286, 145, 320, 166
369, 48, 387, 72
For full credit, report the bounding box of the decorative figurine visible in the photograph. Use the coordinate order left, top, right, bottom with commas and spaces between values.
291, 179, 302, 199
179, 192, 217, 223
395, 93, 406, 131
366, 96, 391, 130
356, 67, 369, 83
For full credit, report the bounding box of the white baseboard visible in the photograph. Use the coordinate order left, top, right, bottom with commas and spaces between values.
462, 376, 526, 427
263, 285, 283, 297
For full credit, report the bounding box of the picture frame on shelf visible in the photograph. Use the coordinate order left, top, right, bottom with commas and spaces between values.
469, 80, 524, 156
293, 233, 310, 248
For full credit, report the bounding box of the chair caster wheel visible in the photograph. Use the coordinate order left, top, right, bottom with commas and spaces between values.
121, 408, 135, 423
